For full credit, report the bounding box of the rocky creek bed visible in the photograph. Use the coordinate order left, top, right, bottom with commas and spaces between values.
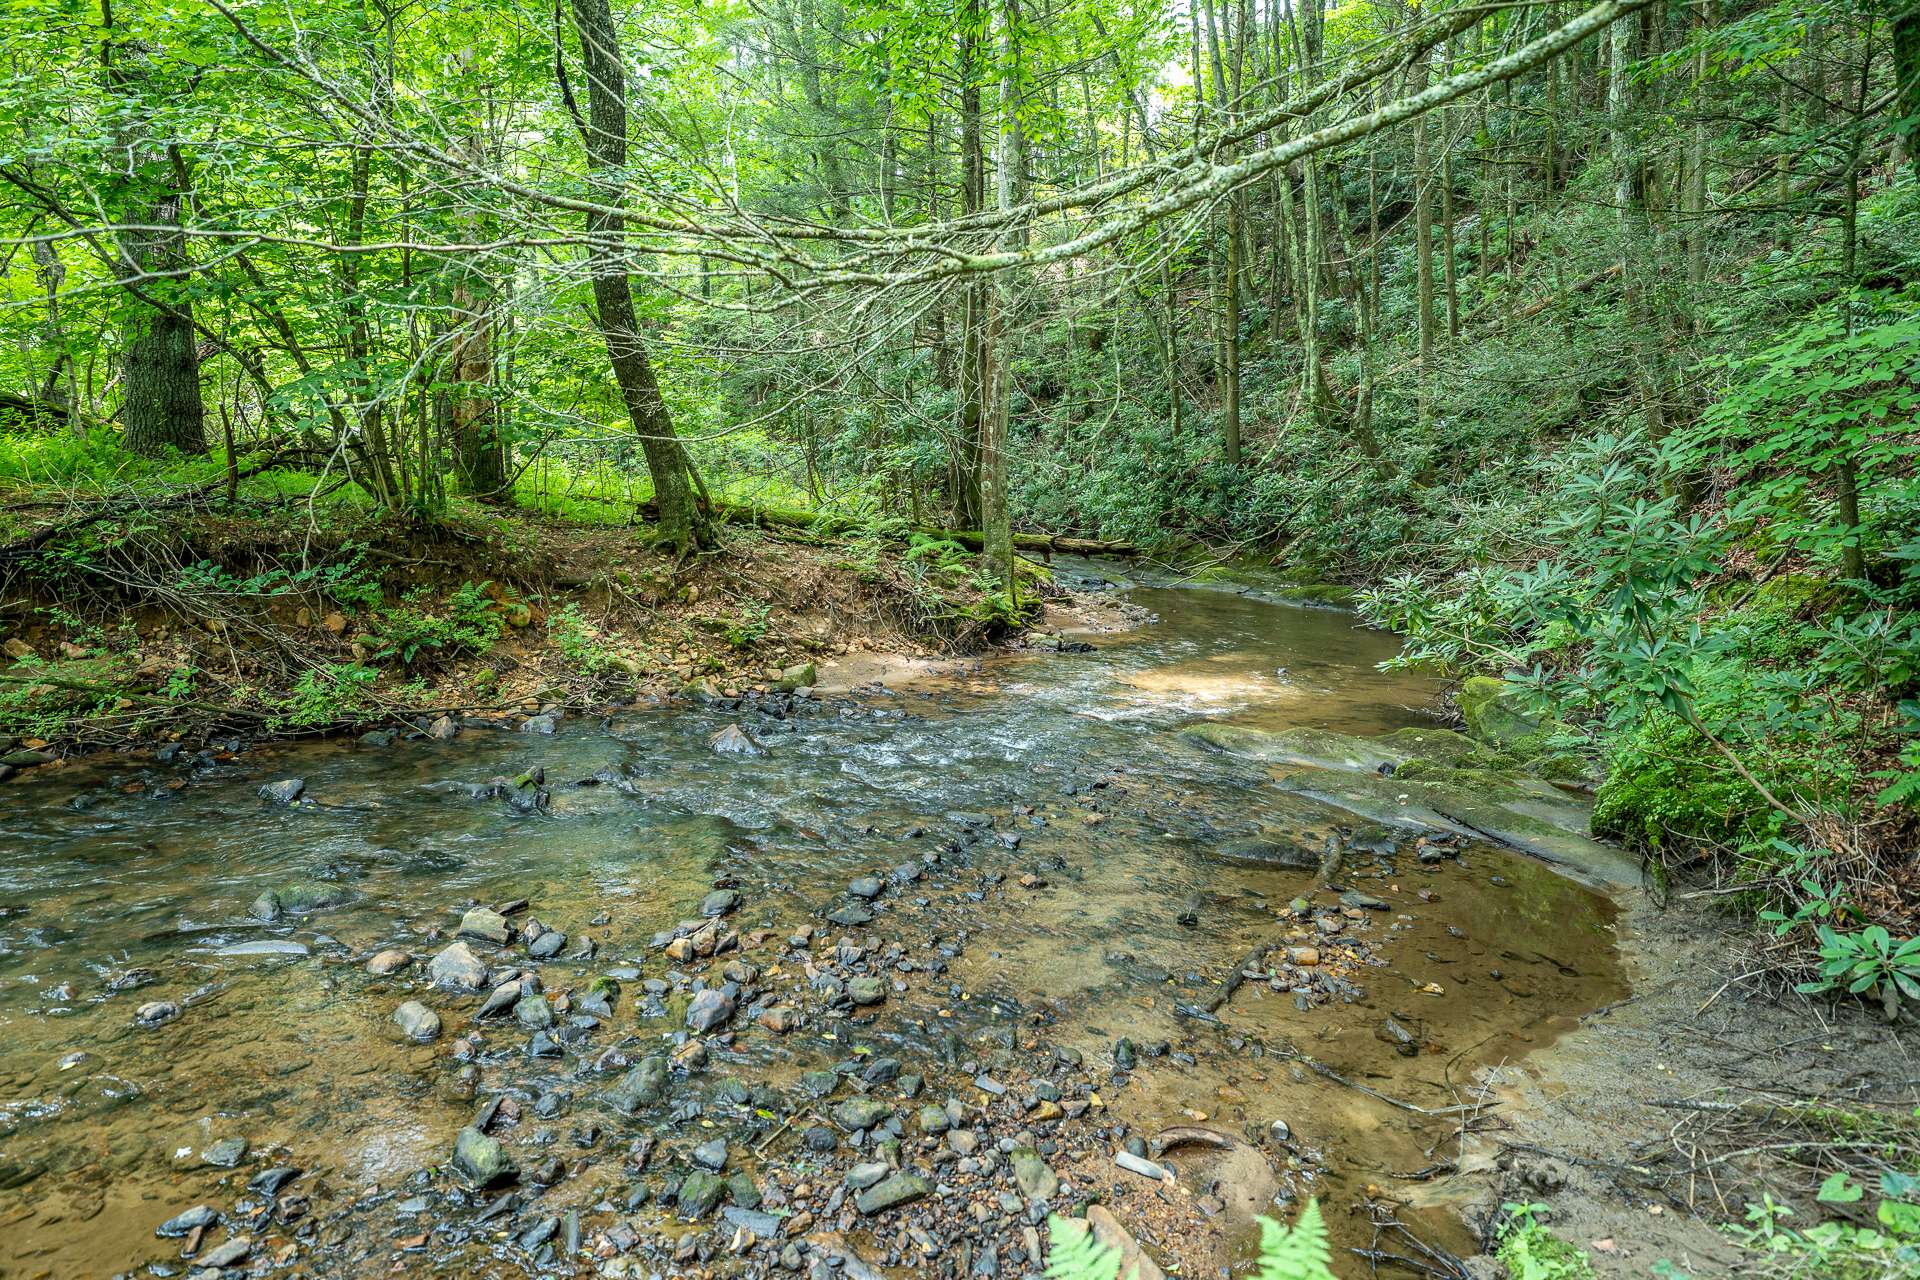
0, 567, 1635, 1279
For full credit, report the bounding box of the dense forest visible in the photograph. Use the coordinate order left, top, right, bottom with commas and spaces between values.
1, 0, 1918, 1275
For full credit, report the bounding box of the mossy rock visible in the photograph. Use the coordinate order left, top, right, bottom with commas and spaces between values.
1377, 727, 1493, 767
250, 880, 356, 921
1391, 759, 1527, 791
1526, 750, 1600, 786
1457, 676, 1553, 748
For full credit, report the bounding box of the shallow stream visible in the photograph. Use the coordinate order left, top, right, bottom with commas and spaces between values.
0, 564, 1624, 1277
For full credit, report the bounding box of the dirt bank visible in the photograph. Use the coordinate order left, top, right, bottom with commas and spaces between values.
0, 508, 1021, 765
1448, 888, 1919, 1277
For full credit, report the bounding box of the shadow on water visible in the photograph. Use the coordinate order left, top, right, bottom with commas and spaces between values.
0, 569, 1621, 1275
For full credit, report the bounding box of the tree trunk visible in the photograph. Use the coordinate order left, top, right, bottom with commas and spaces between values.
450, 77, 504, 499
1610, 6, 1669, 444
1412, 48, 1436, 427
566, 0, 709, 553
1894, 0, 1920, 182
102, 12, 206, 458
955, 2, 986, 528
980, 0, 1025, 596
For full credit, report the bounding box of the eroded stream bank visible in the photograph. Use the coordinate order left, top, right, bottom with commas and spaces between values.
0, 564, 1631, 1279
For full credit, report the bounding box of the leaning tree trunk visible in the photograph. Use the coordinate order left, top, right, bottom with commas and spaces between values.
104, 22, 206, 458
565, 0, 709, 553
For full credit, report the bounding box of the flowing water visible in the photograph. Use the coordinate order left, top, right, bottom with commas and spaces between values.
0, 565, 1624, 1277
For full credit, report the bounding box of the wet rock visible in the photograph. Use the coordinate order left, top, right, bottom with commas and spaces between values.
1339, 890, 1389, 911
156, 1205, 217, 1238
258, 778, 306, 805
1457, 675, 1549, 746
459, 907, 512, 945
846, 1162, 889, 1190
826, 903, 874, 928
692, 1139, 729, 1171
832, 1097, 891, 1132
916, 1104, 951, 1135
803, 1126, 838, 1153
249, 881, 353, 922
200, 1136, 248, 1169
677, 1170, 728, 1219
702, 889, 741, 918
452, 1126, 515, 1187
248, 1167, 300, 1198
721, 1205, 783, 1239
1113, 1037, 1136, 1070
214, 939, 309, 958
604, 1057, 670, 1114
476, 980, 524, 1019
687, 988, 735, 1032
359, 729, 396, 747
799, 1069, 839, 1098
710, 724, 766, 757
198, 1236, 251, 1268
846, 976, 886, 1006
429, 942, 489, 991
527, 928, 566, 960
854, 1172, 930, 1216
1377, 1016, 1419, 1057
515, 993, 555, 1030
1214, 836, 1319, 869
367, 948, 412, 976
847, 877, 883, 900
1010, 1149, 1058, 1201
135, 1000, 180, 1027
758, 1006, 798, 1033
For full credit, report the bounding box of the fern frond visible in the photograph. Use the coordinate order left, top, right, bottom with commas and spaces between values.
1045, 1215, 1123, 1280
1254, 1200, 1338, 1280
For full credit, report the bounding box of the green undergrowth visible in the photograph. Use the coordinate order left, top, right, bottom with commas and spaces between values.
1353, 183, 1920, 989
1044, 1201, 1335, 1280
1496, 1203, 1595, 1280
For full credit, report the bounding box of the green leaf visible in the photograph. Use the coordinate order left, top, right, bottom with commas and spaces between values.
1818, 1171, 1864, 1204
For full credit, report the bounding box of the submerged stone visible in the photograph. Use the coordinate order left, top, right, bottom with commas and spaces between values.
675, 1170, 727, 1219
258, 778, 306, 805
394, 1001, 441, 1042
854, 1172, 931, 1215
428, 942, 489, 991
603, 1057, 670, 1115
452, 1126, 514, 1186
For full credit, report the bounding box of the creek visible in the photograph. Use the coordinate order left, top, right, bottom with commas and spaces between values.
0, 562, 1627, 1277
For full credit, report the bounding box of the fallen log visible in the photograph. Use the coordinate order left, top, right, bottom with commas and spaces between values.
661, 494, 1142, 558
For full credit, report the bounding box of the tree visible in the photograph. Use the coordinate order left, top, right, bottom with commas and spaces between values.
563, 0, 711, 553
103, 2, 206, 458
